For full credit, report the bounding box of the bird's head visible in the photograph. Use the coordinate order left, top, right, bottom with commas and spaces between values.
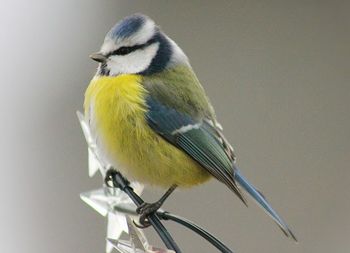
90, 14, 188, 76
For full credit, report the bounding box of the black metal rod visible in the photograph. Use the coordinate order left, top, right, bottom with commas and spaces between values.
110, 170, 182, 253
107, 169, 235, 253
158, 211, 234, 253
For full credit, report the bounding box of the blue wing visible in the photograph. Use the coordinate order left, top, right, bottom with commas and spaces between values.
146, 97, 297, 241
146, 97, 246, 204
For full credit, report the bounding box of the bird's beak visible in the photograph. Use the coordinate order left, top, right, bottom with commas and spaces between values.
89, 52, 107, 63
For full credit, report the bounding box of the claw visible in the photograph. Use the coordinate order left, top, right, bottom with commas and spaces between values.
133, 219, 151, 229
135, 202, 162, 228
104, 169, 115, 187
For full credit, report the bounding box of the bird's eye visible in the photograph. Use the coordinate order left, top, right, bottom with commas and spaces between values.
108, 37, 157, 57
114, 46, 133, 55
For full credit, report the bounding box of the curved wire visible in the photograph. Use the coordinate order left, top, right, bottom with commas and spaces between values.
157, 211, 234, 253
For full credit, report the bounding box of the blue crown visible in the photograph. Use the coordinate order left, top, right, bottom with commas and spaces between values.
107, 14, 147, 39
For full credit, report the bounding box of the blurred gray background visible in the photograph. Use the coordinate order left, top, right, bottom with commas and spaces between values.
1, 1, 349, 252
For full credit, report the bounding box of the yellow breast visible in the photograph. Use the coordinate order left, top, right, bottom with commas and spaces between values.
84, 74, 210, 188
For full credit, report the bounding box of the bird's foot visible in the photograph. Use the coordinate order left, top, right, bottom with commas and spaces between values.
134, 185, 177, 228
134, 201, 163, 228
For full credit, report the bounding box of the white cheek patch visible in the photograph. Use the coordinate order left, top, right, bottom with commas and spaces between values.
107, 43, 159, 75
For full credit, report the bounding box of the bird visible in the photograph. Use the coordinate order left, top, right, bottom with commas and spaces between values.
84, 13, 296, 241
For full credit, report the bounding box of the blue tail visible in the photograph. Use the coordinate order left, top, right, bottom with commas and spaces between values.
233, 165, 297, 241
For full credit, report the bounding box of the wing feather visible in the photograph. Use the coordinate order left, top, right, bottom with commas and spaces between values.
146, 97, 247, 204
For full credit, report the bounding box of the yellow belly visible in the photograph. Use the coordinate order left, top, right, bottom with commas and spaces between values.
84, 74, 211, 188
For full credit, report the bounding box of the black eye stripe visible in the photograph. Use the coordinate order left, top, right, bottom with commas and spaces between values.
107, 38, 157, 57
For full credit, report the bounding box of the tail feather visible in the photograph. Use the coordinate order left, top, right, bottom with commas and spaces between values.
233, 164, 297, 242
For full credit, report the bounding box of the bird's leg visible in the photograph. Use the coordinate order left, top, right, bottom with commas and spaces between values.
135, 184, 177, 228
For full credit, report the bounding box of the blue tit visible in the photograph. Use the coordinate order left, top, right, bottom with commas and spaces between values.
84, 13, 296, 240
